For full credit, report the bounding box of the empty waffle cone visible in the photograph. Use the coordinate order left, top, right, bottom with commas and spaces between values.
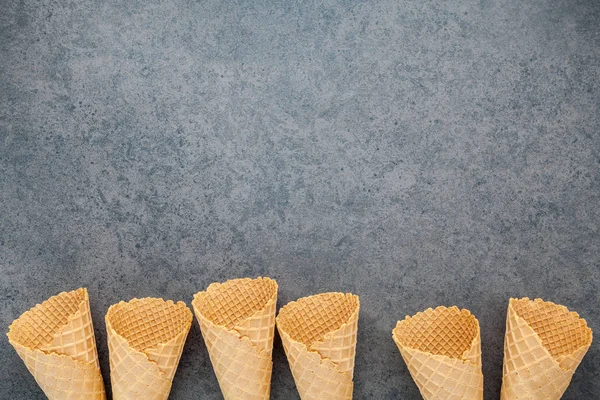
6, 288, 106, 399
276, 292, 360, 400
392, 306, 483, 400
192, 277, 278, 400
501, 297, 592, 400
105, 298, 193, 400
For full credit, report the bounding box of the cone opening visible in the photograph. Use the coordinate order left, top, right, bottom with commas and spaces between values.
393, 306, 479, 359
106, 298, 192, 352
511, 298, 592, 358
7, 288, 87, 349
192, 277, 277, 329
277, 292, 359, 346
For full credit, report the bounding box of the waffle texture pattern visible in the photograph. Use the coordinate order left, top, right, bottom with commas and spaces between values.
393, 306, 483, 400
105, 297, 193, 400
501, 297, 592, 400
277, 292, 360, 400
192, 277, 278, 400
7, 288, 106, 399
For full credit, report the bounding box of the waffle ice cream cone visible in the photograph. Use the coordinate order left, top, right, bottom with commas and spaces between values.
192, 277, 278, 400
501, 297, 592, 400
7, 288, 106, 399
276, 292, 360, 400
392, 306, 483, 400
105, 298, 193, 400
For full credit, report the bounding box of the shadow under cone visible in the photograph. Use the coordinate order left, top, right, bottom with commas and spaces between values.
7, 288, 106, 400
192, 277, 278, 400
501, 297, 592, 400
276, 292, 360, 400
106, 298, 192, 400
392, 306, 483, 400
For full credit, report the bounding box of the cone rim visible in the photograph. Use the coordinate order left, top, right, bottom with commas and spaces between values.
507, 297, 593, 359
105, 297, 193, 354
276, 292, 360, 349
191, 276, 278, 331
7, 287, 89, 348
392, 305, 481, 363
509, 297, 591, 330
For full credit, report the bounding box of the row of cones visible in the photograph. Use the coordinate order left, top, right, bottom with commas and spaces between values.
7, 278, 592, 399
6, 278, 359, 400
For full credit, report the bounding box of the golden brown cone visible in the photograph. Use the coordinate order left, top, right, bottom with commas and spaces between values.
105, 297, 193, 400
192, 277, 278, 400
276, 292, 360, 400
501, 297, 592, 400
7, 288, 106, 399
392, 306, 483, 400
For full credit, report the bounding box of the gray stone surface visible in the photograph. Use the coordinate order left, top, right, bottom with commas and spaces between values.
1, 0, 599, 398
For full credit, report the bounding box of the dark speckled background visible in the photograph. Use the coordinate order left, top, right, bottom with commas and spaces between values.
1, 0, 599, 398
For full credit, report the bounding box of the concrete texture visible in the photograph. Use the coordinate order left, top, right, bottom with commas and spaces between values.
1, 0, 599, 398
